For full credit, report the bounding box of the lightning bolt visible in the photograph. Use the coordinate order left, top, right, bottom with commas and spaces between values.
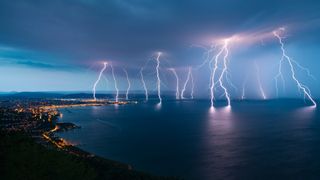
181, 67, 192, 99
209, 42, 226, 106
241, 85, 246, 100
195, 43, 217, 70
217, 39, 231, 107
209, 39, 231, 107
274, 38, 286, 97
255, 61, 266, 100
190, 68, 195, 99
155, 52, 162, 104
92, 62, 107, 101
241, 74, 248, 100
273, 28, 316, 107
169, 68, 180, 99
110, 63, 119, 102
123, 68, 131, 100
140, 67, 148, 101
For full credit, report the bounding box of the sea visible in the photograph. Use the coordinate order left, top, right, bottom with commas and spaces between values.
56, 99, 320, 180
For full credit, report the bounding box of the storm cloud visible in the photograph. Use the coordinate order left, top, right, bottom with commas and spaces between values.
1, 0, 319, 66
0, 0, 320, 96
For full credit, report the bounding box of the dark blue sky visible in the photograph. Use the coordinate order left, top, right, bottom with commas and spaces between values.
0, 0, 320, 99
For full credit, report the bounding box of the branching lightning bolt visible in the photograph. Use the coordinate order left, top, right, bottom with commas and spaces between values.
110, 63, 119, 102
123, 68, 131, 100
209, 39, 231, 107
209, 43, 224, 106
181, 67, 192, 99
169, 68, 180, 99
93, 62, 107, 101
195, 43, 217, 70
217, 39, 231, 107
273, 29, 316, 107
155, 52, 162, 104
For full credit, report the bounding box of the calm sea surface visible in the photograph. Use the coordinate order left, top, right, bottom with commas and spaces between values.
57, 100, 320, 179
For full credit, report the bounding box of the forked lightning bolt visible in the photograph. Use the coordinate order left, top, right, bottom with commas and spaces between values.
209, 41, 226, 106
181, 67, 192, 99
93, 62, 107, 101
274, 28, 316, 107
209, 39, 231, 107
217, 39, 231, 107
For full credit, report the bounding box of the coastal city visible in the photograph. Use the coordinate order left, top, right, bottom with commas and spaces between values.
1, 96, 176, 179
0, 98, 129, 154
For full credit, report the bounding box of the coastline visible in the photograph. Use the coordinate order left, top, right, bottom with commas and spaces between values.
1, 99, 179, 179
40, 103, 175, 178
